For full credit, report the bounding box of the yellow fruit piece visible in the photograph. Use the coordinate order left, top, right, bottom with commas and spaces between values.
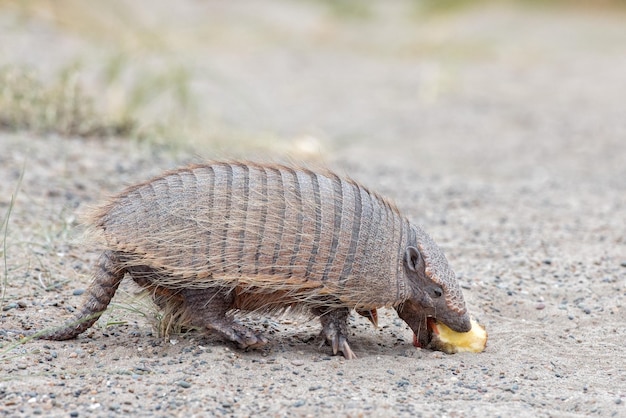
431, 318, 487, 354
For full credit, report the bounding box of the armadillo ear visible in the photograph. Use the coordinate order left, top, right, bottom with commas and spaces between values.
405, 246, 423, 273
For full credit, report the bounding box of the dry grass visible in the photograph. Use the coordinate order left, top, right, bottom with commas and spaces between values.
0, 164, 24, 312
0, 66, 135, 138
0, 1, 202, 144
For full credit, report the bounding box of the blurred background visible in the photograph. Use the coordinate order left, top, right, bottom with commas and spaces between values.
1, 0, 625, 171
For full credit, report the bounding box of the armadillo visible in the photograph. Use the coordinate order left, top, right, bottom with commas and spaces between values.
39, 161, 471, 359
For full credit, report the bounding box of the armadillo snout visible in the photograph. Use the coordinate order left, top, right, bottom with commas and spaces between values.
439, 311, 471, 333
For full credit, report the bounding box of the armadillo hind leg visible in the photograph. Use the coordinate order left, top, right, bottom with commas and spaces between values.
313, 306, 357, 360
41, 251, 124, 340
181, 287, 267, 350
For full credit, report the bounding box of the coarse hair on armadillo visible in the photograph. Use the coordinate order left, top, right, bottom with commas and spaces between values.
87, 160, 416, 324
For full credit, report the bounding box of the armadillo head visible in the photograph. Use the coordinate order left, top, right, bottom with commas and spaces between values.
395, 226, 471, 348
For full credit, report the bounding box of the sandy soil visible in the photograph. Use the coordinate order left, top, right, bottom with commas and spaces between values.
1, 2, 625, 417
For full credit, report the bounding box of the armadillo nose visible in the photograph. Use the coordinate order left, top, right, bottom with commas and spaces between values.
447, 312, 472, 333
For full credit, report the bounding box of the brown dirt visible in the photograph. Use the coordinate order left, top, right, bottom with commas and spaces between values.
1, 2, 625, 417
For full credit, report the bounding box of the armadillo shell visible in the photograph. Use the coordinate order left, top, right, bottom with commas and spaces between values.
91, 161, 414, 310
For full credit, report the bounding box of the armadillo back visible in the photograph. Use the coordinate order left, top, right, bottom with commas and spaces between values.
93, 161, 412, 309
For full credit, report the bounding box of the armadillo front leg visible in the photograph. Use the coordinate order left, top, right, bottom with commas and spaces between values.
313, 306, 357, 360
181, 287, 267, 350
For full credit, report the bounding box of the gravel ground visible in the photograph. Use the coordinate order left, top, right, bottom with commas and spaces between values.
1, 2, 625, 417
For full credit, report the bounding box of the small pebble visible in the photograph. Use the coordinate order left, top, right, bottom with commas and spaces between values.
504, 384, 519, 393
396, 380, 410, 388
73, 289, 85, 296
536, 303, 546, 310
178, 381, 191, 389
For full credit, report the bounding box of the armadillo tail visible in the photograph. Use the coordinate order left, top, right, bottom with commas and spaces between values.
41, 251, 124, 340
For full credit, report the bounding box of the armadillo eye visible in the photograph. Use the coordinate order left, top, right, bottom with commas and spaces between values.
432, 287, 443, 298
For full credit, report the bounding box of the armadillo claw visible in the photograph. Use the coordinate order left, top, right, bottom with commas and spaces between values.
241, 333, 268, 350
315, 307, 357, 359
234, 328, 268, 350
319, 332, 357, 359
335, 335, 357, 360
319, 327, 357, 360
208, 320, 268, 350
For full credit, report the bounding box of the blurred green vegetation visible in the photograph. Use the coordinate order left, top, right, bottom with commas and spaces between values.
309, 0, 626, 15
0, 0, 200, 143
0, 65, 135, 138
417, 0, 626, 13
